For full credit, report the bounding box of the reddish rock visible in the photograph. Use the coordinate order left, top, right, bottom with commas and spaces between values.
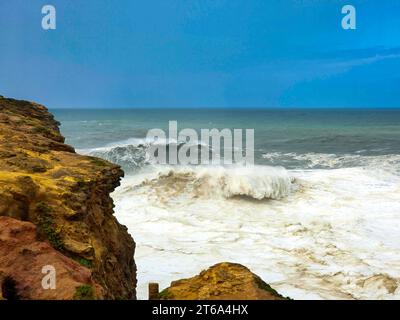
0, 216, 102, 299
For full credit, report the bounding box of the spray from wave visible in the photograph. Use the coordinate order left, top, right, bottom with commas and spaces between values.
73, 136, 400, 299
262, 152, 400, 173
78, 137, 211, 172
133, 165, 294, 201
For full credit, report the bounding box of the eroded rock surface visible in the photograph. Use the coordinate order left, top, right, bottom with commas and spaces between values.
0, 216, 102, 299
158, 262, 287, 300
0, 96, 136, 299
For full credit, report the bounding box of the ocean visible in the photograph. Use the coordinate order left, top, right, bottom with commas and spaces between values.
53, 108, 400, 300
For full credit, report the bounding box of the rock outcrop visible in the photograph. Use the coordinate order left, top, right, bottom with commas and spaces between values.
0, 96, 136, 299
158, 262, 287, 300
0, 216, 102, 299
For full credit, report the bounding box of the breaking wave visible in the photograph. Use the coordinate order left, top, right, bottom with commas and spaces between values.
78, 137, 210, 172
134, 165, 294, 200
262, 152, 400, 174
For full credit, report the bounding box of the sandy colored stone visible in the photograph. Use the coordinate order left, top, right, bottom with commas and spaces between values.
158, 262, 288, 300
0, 96, 136, 299
63, 238, 94, 257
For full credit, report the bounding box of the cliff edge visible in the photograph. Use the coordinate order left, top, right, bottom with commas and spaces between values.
0, 96, 136, 299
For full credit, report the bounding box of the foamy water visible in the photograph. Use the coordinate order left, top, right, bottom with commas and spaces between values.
55, 108, 400, 300
112, 162, 400, 300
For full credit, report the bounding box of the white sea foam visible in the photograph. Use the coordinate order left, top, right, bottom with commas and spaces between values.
134, 165, 294, 200
112, 161, 400, 300
262, 152, 400, 172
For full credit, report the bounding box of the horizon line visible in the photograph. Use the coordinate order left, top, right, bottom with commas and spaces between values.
49, 106, 400, 110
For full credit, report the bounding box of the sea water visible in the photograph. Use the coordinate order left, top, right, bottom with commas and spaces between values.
54, 108, 400, 299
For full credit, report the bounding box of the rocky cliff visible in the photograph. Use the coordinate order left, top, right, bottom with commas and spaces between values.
158, 262, 287, 300
0, 96, 136, 299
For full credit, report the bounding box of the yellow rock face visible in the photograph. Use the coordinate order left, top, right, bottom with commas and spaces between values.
0, 96, 136, 299
159, 262, 287, 300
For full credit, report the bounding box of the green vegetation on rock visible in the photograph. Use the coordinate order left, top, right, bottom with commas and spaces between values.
158, 289, 173, 300
254, 276, 292, 300
88, 157, 108, 167
36, 202, 64, 250
73, 285, 95, 300
78, 258, 92, 268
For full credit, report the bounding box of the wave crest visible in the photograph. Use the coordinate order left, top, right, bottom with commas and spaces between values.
79, 137, 210, 172
262, 152, 400, 173
138, 165, 294, 200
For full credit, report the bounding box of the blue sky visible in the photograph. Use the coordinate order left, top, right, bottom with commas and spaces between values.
0, 0, 399, 108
